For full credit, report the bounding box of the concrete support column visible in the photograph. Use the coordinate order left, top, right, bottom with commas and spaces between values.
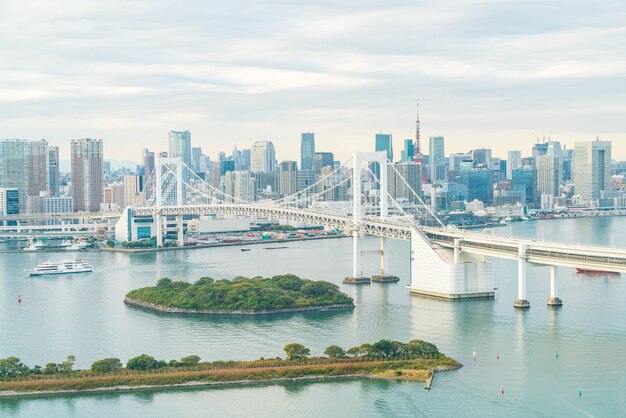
453, 238, 461, 264
155, 214, 163, 247
514, 243, 530, 309
344, 231, 370, 284
379, 237, 387, 275
176, 215, 184, 247
547, 265, 563, 306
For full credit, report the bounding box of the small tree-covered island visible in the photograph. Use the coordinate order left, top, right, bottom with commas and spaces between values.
0, 340, 460, 397
124, 274, 355, 315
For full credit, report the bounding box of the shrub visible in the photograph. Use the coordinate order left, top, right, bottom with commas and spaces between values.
91, 358, 123, 373
156, 278, 172, 288
127, 354, 159, 371
180, 355, 201, 366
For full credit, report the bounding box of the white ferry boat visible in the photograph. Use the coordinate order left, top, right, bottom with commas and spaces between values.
29, 259, 93, 277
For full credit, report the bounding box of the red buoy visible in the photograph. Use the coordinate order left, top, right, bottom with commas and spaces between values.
18, 295, 21, 304
496, 353, 500, 360
501, 387, 504, 396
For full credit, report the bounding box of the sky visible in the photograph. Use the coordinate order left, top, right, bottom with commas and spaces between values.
1, 0, 625, 165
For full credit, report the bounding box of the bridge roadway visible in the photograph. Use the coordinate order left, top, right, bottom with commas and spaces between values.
133, 204, 626, 273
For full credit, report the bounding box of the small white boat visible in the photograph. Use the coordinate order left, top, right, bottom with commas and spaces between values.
29, 259, 93, 277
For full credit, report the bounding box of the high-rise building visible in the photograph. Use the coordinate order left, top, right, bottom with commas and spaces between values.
0, 139, 30, 213
507, 151, 522, 179
573, 140, 612, 201
546, 141, 563, 185
375, 133, 393, 161
536, 155, 560, 197
278, 161, 298, 196
224, 171, 256, 202
428, 136, 446, 184
191, 147, 203, 172
472, 148, 492, 167
48, 146, 60, 196
0, 188, 20, 216
313, 152, 334, 176
387, 162, 422, 203
301, 133, 315, 171
512, 167, 537, 207
297, 169, 317, 192
400, 139, 414, 163
459, 166, 493, 206
28, 139, 49, 198
532, 142, 549, 157
241, 149, 251, 171
71, 138, 103, 212
251, 141, 276, 173
124, 175, 144, 207
168, 131, 192, 171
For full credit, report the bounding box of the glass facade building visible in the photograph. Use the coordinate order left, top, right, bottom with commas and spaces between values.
300, 133, 315, 171
375, 133, 393, 161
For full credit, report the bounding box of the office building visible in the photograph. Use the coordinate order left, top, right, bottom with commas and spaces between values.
278, 161, 298, 196
191, 147, 203, 172
387, 162, 422, 203
168, 131, 192, 170
0, 188, 20, 216
0, 139, 30, 213
297, 169, 317, 192
532, 142, 549, 157
459, 166, 493, 206
428, 136, 446, 184
28, 139, 49, 198
124, 175, 144, 207
313, 152, 334, 176
400, 139, 414, 163
573, 140, 612, 201
472, 148, 492, 167
48, 146, 60, 196
71, 138, 103, 212
224, 171, 256, 202
512, 168, 537, 207
507, 151, 522, 179
251, 141, 276, 173
375, 133, 393, 161
301, 133, 315, 170
103, 183, 125, 209
536, 155, 560, 198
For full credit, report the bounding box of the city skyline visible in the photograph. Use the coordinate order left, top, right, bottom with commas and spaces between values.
1, 1, 624, 163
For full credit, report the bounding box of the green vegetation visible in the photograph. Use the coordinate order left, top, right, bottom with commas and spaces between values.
121, 237, 156, 249
0, 340, 458, 395
125, 274, 354, 313
259, 224, 297, 231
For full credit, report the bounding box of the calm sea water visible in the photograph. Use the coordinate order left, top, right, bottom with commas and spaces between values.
1, 217, 625, 417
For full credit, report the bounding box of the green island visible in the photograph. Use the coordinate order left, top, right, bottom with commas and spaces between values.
0, 340, 460, 397
124, 274, 355, 314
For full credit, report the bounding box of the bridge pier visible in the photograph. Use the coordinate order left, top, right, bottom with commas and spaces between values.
344, 231, 370, 284
372, 237, 399, 282
514, 244, 530, 309
176, 215, 184, 247
155, 214, 163, 247
547, 266, 563, 307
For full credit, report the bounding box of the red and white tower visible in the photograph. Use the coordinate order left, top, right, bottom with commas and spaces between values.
413, 100, 429, 184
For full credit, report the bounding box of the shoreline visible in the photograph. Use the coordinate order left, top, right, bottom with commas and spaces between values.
0, 364, 462, 399
124, 297, 355, 315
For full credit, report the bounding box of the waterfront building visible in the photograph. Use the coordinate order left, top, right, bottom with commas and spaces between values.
45, 195, 73, 214
0, 188, 19, 216
573, 140, 612, 202
48, 146, 60, 196
313, 152, 334, 176
507, 151, 522, 180
428, 136, 446, 184
536, 155, 560, 198
300, 133, 315, 171
251, 141, 276, 173
28, 139, 49, 199
278, 161, 298, 196
71, 138, 103, 212
459, 166, 493, 206
0, 139, 30, 213
512, 167, 537, 207
375, 133, 393, 161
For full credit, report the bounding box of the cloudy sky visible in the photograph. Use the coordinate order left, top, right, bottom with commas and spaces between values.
1, 0, 625, 164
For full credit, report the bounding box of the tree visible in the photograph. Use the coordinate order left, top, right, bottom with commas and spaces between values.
195, 277, 214, 286
0, 357, 30, 378
157, 278, 172, 288
127, 354, 159, 371
180, 355, 200, 366
283, 343, 310, 360
91, 358, 123, 373
323, 345, 346, 358
346, 347, 360, 357
61, 355, 76, 373
43, 363, 61, 374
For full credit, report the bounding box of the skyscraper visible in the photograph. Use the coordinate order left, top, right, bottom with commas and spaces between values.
512, 167, 537, 207
168, 130, 192, 171
71, 138, 103, 212
191, 147, 203, 172
507, 151, 522, 179
0, 139, 30, 213
573, 140, 611, 201
375, 133, 393, 161
278, 161, 298, 196
28, 139, 49, 198
49, 146, 60, 196
300, 133, 315, 171
251, 141, 276, 173
428, 136, 446, 184
400, 139, 414, 163
472, 148, 492, 167
536, 155, 560, 197
313, 152, 334, 176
